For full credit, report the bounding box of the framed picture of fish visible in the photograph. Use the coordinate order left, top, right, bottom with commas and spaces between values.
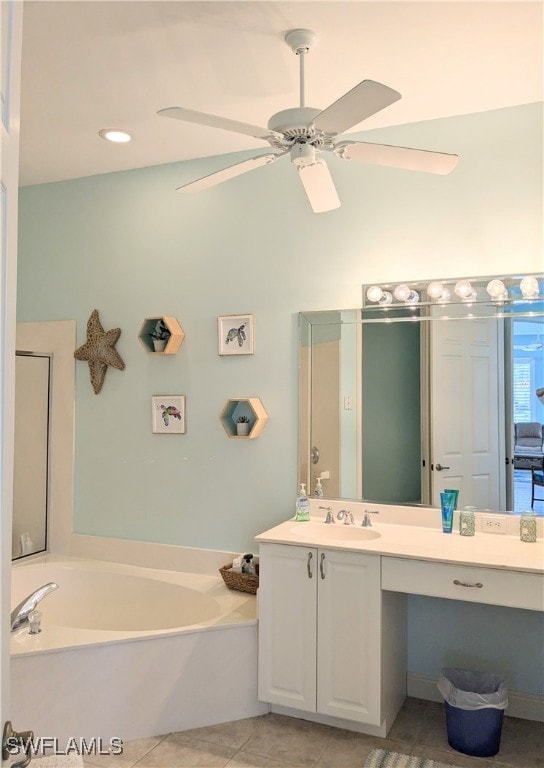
151, 395, 186, 434
218, 314, 255, 356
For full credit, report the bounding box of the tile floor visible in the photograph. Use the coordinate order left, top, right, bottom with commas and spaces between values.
82, 698, 543, 768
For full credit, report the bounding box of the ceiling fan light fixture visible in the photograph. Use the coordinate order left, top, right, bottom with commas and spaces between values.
290, 142, 316, 167
99, 128, 132, 143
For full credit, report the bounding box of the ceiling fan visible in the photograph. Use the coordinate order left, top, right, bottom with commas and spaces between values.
158, 29, 459, 213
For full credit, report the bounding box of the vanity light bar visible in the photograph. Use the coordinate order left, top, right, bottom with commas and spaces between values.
363, 274, 543, 308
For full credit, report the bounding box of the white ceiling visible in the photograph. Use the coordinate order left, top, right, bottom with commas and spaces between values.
20, 1, 543, 187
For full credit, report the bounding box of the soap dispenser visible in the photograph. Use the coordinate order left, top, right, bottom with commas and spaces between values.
314, 477, 324, 498
295, 483, 310, 522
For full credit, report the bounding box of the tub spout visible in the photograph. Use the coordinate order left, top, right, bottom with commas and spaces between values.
11, 582, 59, 631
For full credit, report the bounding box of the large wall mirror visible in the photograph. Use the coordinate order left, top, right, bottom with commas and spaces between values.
299, 274, 544, 513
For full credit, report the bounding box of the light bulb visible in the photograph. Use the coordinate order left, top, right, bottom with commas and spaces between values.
520, 276, 539, 299
427, 281, 445, 300
378, 291, 393, 305
406, 290, 420, 304
486, 279, 506, 298
437, 287, 451, 303
393, 284, 411, 302
366, 286, 383, 303
98, 128, 132, 143
454, 280, 473, 299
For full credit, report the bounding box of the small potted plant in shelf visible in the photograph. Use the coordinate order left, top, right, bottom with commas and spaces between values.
149, 319, 171, 352
236, 415, 251, 436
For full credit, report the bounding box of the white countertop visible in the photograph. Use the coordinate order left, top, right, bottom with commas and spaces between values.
255, 516, 544, 574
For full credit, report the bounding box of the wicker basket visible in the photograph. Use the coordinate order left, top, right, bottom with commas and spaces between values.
219, 563, 259, 595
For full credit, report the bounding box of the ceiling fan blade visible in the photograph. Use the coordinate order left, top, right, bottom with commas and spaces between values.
312, 80, 401, 136
158, 107, 280, 141
298, 160, 341, 213
335, 140, 459, 174
176, 154, 279, 193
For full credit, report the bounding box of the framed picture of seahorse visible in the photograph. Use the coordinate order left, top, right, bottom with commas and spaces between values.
218, 314, 255, 356
151, 395, 186, 434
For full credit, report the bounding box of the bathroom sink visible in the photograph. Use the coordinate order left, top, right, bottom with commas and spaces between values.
289, 522, 381, 541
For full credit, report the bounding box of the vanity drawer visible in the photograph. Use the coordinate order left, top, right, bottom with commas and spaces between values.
382, 557, 544, 611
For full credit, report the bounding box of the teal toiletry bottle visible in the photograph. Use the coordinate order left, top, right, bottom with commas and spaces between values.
314, 477, 324, 498
295, 483, 310, 522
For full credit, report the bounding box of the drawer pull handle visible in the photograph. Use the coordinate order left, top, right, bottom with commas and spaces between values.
307, 552, 313, 579
453, 579, 483, 589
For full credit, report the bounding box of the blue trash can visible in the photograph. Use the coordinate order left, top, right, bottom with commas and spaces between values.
438, 667, 508, 758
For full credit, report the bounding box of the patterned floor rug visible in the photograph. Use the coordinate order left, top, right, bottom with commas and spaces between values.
364, 749, 464, 768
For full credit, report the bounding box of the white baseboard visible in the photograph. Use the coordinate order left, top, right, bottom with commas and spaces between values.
407, 672, 544, 722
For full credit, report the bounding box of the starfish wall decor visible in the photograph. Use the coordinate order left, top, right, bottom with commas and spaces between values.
74, 309, 125, 394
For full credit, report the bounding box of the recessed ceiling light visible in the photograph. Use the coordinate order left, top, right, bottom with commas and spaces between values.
99, 128, 132, 143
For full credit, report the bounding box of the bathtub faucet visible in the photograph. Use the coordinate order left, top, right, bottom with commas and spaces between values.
10, 582, 59, 631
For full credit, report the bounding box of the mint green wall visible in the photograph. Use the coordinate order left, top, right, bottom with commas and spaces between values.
362, 321, 421, 502
17, 104, 543, 693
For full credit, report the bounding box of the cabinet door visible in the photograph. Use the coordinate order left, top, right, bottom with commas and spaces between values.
317, 549, 381, 725
258, 543, 317, 712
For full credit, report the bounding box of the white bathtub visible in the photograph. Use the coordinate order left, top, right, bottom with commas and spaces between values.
11, 557, 267, 743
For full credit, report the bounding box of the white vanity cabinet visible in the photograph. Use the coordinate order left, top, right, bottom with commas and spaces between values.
258, 543, 406, 732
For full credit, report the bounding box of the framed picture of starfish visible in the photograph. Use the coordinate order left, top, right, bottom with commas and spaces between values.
218, 314, 255, 356
152, 395, 186, 434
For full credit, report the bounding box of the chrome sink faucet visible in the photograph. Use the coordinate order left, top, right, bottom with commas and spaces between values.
337, 509, 355, 525
362, 509, 380, 527
11, 582, 58, 632
319, 505, 335, 524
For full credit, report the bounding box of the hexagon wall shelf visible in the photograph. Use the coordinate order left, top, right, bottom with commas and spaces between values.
138, 316, 185, 355
220, 397, 269, 439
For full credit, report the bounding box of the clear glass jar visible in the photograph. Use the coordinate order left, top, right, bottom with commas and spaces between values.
459, 506, 476, 536
520, 511, 537, 543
